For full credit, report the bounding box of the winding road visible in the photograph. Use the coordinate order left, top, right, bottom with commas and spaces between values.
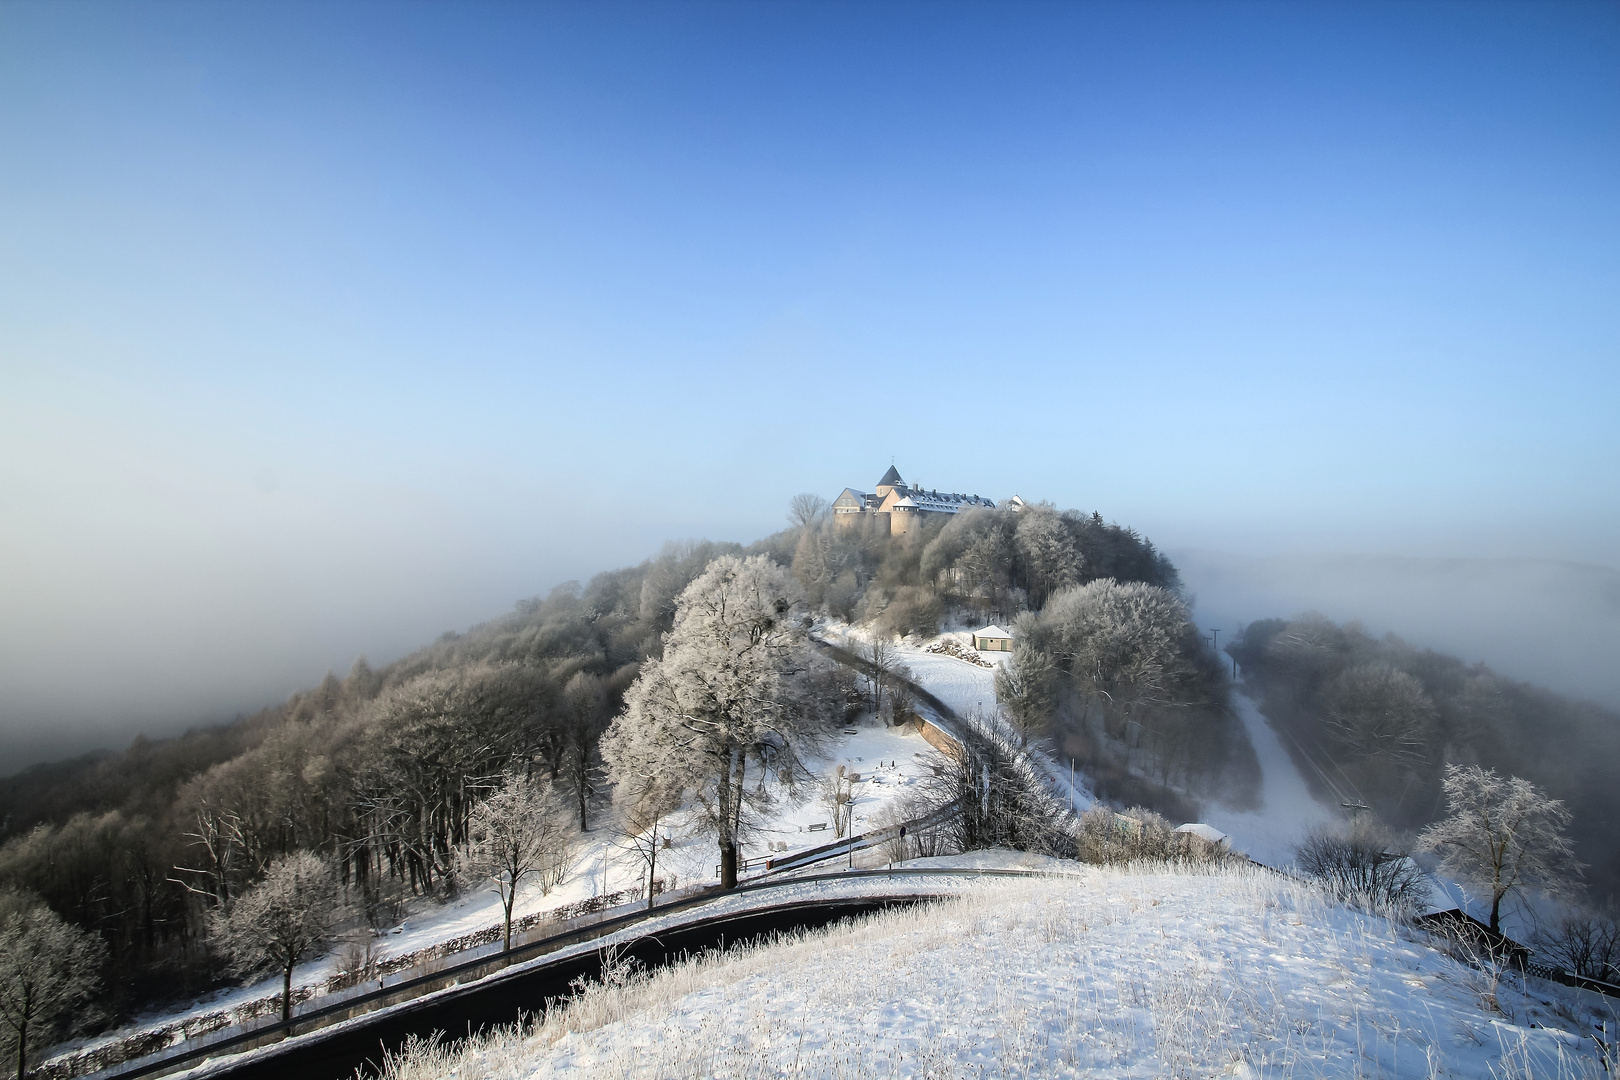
187, 894, 932, 1080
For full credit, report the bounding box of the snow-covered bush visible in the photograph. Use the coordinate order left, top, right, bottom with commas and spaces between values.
1294, 820, 1428, 919
1077, 805, 1226, 866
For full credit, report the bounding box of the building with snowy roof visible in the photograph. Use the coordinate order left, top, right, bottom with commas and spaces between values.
832, 465, 995, 537
1173, 823, 1230, 847
970, 625, 1014, 652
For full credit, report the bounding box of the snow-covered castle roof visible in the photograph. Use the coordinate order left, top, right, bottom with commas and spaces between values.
834, 467, 994, 516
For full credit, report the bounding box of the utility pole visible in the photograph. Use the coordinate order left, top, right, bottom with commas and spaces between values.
1209, 628, 1221, 652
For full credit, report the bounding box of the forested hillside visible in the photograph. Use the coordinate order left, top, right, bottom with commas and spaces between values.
0, 498, 1186, 1039
0, 538, 743, 1019
1010, 580, 1255, 818
1231, 614, 1620, 901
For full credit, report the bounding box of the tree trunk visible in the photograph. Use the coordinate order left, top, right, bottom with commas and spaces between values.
717, 749, 740, 890
646, 840, 658, 910
1490, 890, 1503, 934
15, 1015, 26, 1080
281, 961, 293, 1024
719, 840, 739, 890
503, 890, 515, 952
576, 748, 589, 832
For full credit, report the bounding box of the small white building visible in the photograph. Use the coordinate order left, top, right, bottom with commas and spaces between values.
1173, 823, 1229, 846
970, 624, 1013, 652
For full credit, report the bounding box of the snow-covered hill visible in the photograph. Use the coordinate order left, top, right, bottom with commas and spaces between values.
56, 624, 1471, 1077
369, 854, 1620, 1079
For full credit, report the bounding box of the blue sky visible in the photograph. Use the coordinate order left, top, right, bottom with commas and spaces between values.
1, 2, 1616, 762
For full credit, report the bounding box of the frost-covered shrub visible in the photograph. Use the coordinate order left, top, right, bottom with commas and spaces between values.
1294, 820, 1427, 918
1078, 806, 1212, 865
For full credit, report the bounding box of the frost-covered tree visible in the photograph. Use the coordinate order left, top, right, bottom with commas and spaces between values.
466, 772, 577, 950
995, 643, 1056, 748
1322, 665, 1436, 769
1041, 579, 1200, 736
0, 890, 105, 1080
1418, 765, 1582, 933
212, 851, 341, 1023
1014, 504, 1083, 610
602, 554, 823, 889
920, 507, 1016, 616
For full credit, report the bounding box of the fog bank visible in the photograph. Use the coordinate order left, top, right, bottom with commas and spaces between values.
1176, 550, 1620, 710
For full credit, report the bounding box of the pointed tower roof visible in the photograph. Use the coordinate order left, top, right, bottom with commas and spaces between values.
876, 464, 904, 488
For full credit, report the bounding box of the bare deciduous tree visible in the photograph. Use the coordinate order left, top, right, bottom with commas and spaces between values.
821, 767, 855, 840
921, 735, 1056, 856
560, 671, 609, 832
1532, 904, 1619, 982
789, 493, 830, 530
610, 774, 683, 910
0, 890, 105, 1080
1295, 819, 1428, 916
465, 772, 577, 950
863, 636, 896, 720
211, 851, 341, 1023
1418, 764, 1582, 933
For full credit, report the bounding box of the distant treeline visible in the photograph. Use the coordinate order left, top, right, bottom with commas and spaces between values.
1232, 614, 1620, 901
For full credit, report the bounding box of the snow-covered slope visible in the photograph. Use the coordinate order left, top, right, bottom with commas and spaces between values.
1200, 690, 1336, 868
372, 854, 1620, 1079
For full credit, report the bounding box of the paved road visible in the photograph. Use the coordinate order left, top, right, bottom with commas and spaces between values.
195, 896, 929, 1080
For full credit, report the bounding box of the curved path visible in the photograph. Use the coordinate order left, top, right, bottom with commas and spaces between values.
112, 868, 1069, 1080
190, 895, 933, 1080
1200, 690, 1335, 867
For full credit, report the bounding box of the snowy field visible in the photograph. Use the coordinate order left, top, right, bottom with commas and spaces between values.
369, 854, 1620, 1080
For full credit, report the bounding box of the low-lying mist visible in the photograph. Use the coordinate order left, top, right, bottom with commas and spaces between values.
1174, 550, 1620, 711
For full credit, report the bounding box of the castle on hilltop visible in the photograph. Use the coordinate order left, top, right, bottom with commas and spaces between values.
832, 465, 1001, 537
